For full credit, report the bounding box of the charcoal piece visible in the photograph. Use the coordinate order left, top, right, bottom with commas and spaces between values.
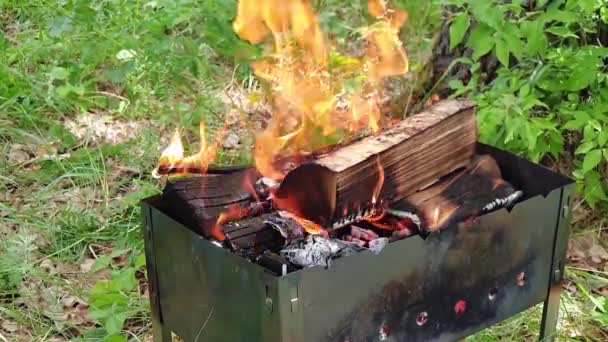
281, 235, 365, 268
223, 213, 283, 252
256, 251, 298, 276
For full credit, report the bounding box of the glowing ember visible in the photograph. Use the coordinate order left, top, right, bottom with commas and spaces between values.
212, 204, 251, 241
372, 157, 385, 205
282, 212, 327, 236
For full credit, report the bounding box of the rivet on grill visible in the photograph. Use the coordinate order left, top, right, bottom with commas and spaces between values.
416, 311, 428, 326
517, 272, 526, 287
488, 287, 498, 301
454, 300, 467, 315
379, 323, 390, 340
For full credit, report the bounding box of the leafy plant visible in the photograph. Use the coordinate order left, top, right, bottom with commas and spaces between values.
447, 0, 608, 206
88, 252, 148, 339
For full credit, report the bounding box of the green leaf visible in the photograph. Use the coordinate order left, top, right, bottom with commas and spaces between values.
599, 131, 608, 147
472, 38, 495, 61
104, 312, 127, 335
450, 13, 470, 50
582, 171, 607, 207
582, 149, 603, 173
495, 38, 510, 67
104, 335, 128, 342
49, 67, 69, 80
135, 252, 146, 269
48, 16, 73, 37
502, 27, 523, 60
545, 26, 578, 38
541, 9, 578, 23
524, 21, 548, 56
579, 0, 601, 14
519, 84, 531, 98
575, 141, 597, 155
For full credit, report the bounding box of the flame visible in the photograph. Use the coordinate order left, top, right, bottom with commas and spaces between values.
282, 211, 327, 236
243, 170, 260, 204
157, 0, 408, 179
211, 204, 251, 241
159, 129, 184, 168
157, 121, 226, 174
233, 0, 409, 180
371, 156, 385, 204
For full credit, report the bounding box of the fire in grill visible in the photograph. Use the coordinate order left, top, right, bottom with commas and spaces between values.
141, 1, 574, 341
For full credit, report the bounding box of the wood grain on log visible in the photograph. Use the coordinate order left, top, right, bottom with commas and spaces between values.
274, 99, 477, 226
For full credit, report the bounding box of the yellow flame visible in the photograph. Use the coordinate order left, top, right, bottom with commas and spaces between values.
157, 121, 221, 173
233, 0, 409, 180
157, 0, 409, 180
159, 129, 184, 168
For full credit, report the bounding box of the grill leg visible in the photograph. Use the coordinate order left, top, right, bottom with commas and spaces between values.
143, 206, 172, 342
540, 282, 562, 341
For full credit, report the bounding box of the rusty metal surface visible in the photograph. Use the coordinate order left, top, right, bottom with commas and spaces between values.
141, 144, 573, 342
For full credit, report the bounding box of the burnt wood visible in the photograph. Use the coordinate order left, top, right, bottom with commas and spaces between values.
274, 99, 477, 226
162, 168, 260, 239
396, 154, 521, 232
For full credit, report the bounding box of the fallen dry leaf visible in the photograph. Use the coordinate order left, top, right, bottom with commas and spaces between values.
7, 144, 30, 164
588, 244, 608, 264
64, 113, 149, 145
1, 319, 19, 333
567, 234, 608, 271
17, 279, 93, 330
222, 131, 241, 149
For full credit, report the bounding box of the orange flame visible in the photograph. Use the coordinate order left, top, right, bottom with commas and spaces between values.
157, 1, 408, 180
211, 204, 252, 241
282, 211, 327, 236
157, 121, 227, 174
233, 0, 409, 180
372, 157, 385, 205
157, 1, 408, 179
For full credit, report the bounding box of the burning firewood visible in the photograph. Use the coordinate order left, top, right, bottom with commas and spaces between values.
393, 154, 523, 233
274, 99, 477, 227
162, 168, 266, 240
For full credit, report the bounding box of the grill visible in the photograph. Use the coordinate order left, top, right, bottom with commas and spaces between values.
141, 143, 573, 342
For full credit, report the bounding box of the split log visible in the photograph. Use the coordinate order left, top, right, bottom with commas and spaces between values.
394, 154, 522, 232
161, 168, 263, 240
274, 99, 477, 226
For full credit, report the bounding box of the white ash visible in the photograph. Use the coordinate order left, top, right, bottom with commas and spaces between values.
281, 235, 365, 268
482, 191, 523, 213
368, 238, 389, 255
265, 212, 305, 244
384, 208, 422, 229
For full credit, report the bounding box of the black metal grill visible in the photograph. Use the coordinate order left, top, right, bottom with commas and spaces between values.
141, 143, 573, 342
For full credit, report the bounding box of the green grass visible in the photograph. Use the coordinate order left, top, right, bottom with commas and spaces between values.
1, 0, 606, 341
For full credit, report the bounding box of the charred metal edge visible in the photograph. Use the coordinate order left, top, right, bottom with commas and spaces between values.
540, 184, 573, 341
142, 202, 172, 341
